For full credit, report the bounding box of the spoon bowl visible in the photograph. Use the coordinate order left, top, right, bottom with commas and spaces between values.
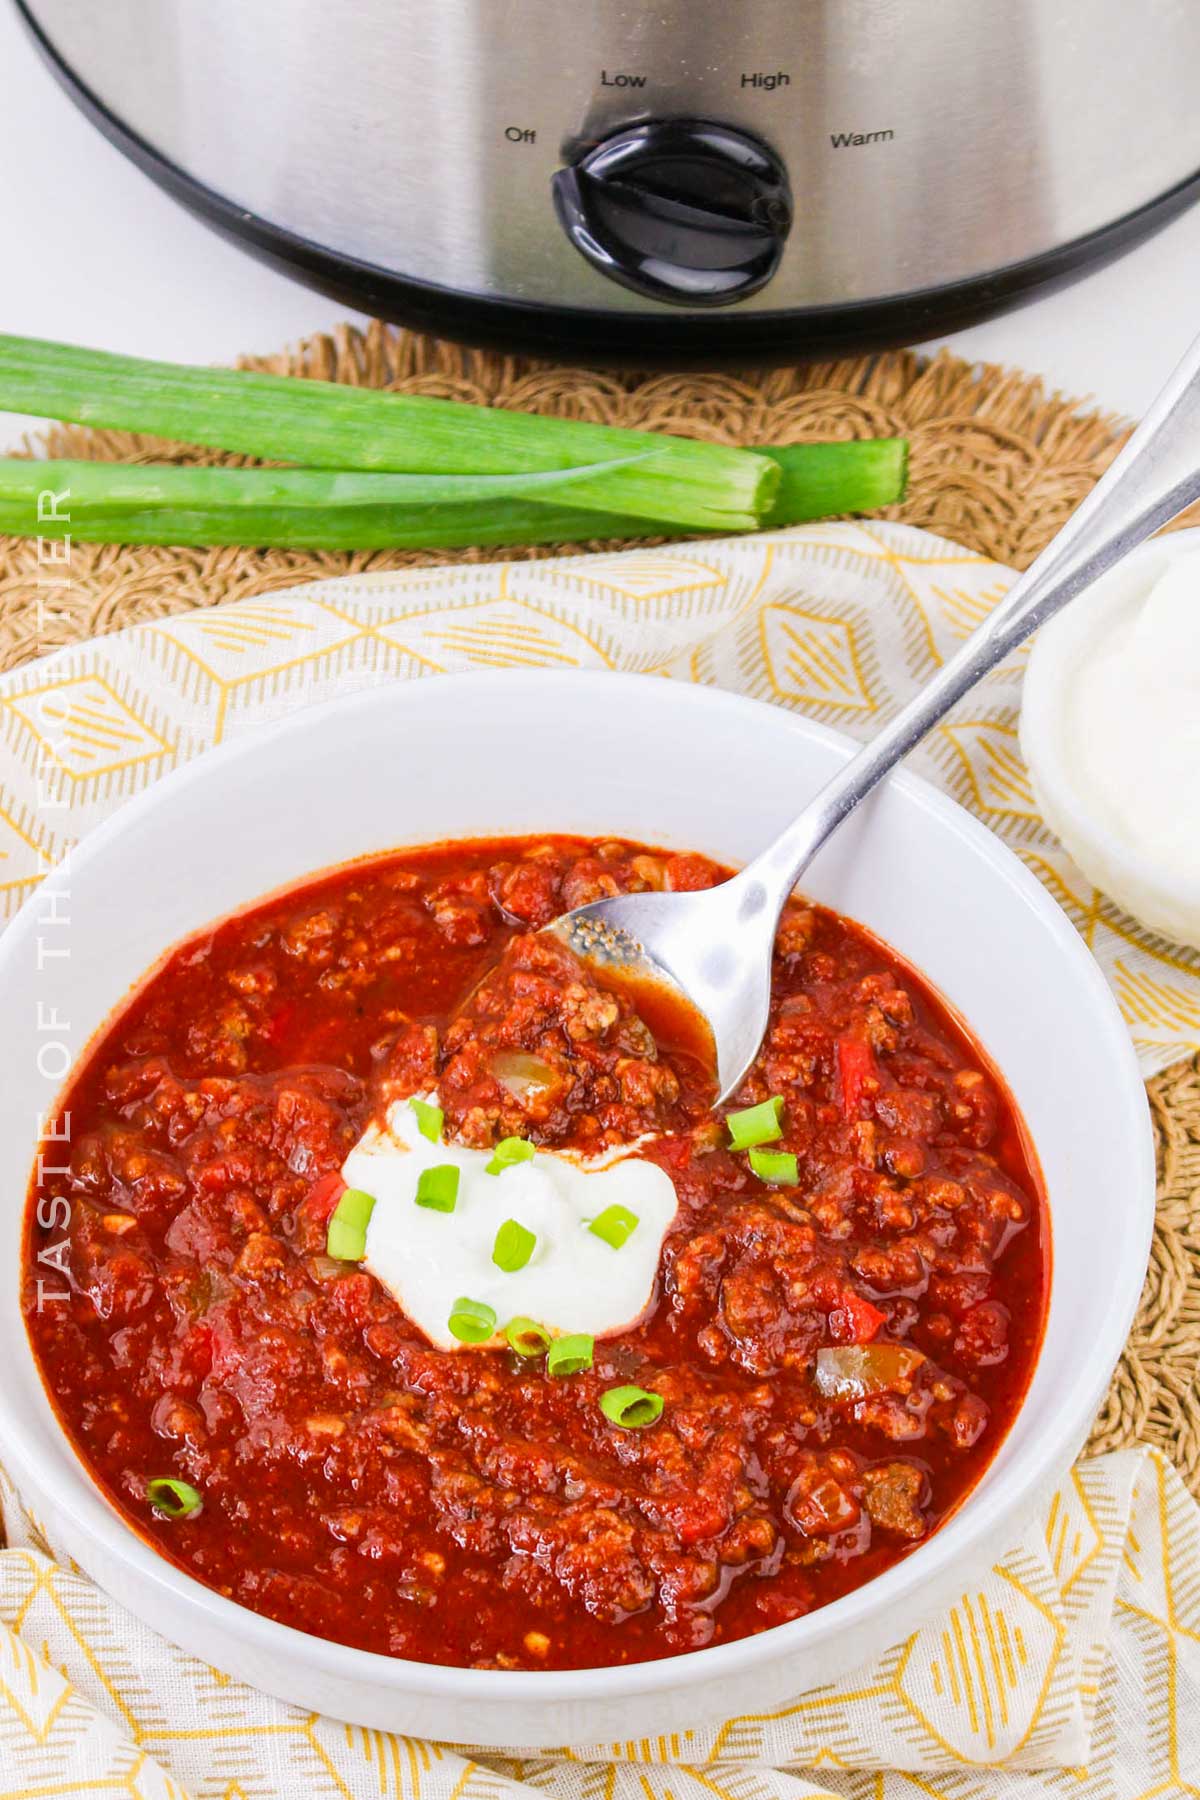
552, 877, 773, 1100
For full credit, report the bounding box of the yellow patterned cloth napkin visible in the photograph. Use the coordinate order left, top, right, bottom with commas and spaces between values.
2, 520, 1199, 1798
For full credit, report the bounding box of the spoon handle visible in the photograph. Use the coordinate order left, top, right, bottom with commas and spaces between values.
751, 327, 1200, 899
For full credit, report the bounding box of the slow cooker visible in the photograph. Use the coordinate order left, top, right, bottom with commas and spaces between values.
17, 0, 1200, 361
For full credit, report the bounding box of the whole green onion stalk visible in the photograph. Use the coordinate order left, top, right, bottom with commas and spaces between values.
0, 336, 774, 531
0, 335, 908, 550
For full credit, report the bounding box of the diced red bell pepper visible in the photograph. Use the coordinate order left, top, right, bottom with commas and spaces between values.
835, 1036, 877, 1118
827, 1288, 887, 1344
305, 1169, 347, 1226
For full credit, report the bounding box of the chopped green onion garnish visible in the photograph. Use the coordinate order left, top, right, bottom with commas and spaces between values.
409, 1097, 444, 1142
726, 1096, 785, 1150
599, 1386, 664, 1430
486, 1136, 536, 1176
448, 1296, 497, 1344
493, 1218, 537, 1273
547, 1333, 594, 1377
588, 1204, 639, 1250
748, 1148, 799, 1185
146, 1477, 203, 1519
505, 1316, 552, 1357
415, 1165, 459, 1212
326, 1186, 377, 1260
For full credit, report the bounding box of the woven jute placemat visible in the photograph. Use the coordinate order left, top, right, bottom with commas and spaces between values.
1, 322, 1197, 1491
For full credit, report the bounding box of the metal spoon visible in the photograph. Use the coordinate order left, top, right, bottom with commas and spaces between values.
551, 330, 1200, 1100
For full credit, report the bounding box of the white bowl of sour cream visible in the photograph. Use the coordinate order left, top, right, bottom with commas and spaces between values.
1022, 530, 1200, 949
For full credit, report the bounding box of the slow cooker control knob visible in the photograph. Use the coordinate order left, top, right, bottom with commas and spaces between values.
552, 119, 792, 308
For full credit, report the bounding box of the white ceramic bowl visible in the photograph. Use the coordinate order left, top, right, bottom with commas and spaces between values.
1021, 527, 1200, 949
0, 672, 1153, 1746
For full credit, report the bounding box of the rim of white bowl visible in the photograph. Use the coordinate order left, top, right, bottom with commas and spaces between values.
1021, 526, 1200, 922
0, 670, 1155, 1703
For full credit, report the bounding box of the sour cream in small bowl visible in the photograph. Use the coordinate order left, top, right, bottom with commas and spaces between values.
1021, 529, 1200, 949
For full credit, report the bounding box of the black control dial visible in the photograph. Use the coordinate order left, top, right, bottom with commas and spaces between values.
552, 119, 792, 308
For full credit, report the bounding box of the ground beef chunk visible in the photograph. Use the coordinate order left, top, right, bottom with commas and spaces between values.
862, 1462, 929, 1539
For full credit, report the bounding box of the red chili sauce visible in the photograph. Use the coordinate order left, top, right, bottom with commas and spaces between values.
24, 836, 1048, 1670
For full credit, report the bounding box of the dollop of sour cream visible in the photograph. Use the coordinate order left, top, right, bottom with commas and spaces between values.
340, 1099, 678, 1351
1063, 554, 1200, 886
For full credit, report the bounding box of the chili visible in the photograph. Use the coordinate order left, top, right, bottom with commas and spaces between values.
23, 835, 1048, 1671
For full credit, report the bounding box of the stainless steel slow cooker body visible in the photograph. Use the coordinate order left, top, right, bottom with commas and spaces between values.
17, 0, 1200, 359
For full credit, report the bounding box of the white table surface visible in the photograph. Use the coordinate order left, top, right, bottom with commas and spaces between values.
3, 1, 1199, 446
